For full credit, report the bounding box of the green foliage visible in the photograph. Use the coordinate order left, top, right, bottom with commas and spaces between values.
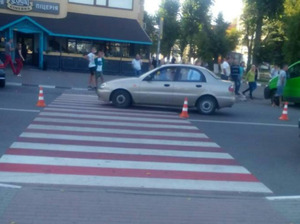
180, 0, 213, 58
244, 0, 284, 64
143, 11, 158, 52
158, 0, 181, 57
283, 0, 300, 64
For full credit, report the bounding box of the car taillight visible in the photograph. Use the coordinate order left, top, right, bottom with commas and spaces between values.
228, 85, 234, 92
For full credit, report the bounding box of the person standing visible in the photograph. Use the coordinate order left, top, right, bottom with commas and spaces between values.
84, 47, 97, 90
221, 57, 230, 80
230, 61, 241, 95
95, 50, 105, 88
273, 64, 288, 107
132, 54, 142, 76
242, 65, 257, 99
270, 65, 280, 78
14, 43, 25, 77
3, 38, 17, 74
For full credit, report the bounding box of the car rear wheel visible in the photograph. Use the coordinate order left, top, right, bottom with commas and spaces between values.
111, 90, 131, 108
0, 79, 5, 88
196, 96, 217, 115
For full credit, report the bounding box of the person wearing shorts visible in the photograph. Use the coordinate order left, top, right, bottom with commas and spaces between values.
95, 50, 105, 88
85, 47, 97, 90
273, 64, 288, 107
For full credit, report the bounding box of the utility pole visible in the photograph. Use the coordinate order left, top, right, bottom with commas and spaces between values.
156, 17, 164, 67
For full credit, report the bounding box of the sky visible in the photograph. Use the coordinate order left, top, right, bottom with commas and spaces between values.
144, 0, 244, 23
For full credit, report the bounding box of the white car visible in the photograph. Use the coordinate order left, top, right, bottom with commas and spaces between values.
98, 64, 235, 114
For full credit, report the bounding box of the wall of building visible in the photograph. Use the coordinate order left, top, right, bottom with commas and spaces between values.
0, 0, 144, 23
0, 0, 68, 18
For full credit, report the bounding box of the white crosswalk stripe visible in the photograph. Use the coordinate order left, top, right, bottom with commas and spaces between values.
0, 93, 272, 194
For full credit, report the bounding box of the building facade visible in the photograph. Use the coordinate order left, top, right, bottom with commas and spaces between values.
0, 0, 151, 74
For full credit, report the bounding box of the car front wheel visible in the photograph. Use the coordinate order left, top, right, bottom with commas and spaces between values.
0, 79, 5, 88
196, 96, 217, 115
111, 90, 132, 108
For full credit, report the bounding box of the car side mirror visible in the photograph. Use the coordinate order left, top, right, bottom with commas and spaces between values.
143, 75, 153, 81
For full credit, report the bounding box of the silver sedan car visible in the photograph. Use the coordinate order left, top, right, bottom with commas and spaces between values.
97, 64, 235, 114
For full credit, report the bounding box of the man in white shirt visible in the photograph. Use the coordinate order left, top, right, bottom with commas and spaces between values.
85, 47, 97, 89
221, 57, 231, 80
132, 54, 142, 76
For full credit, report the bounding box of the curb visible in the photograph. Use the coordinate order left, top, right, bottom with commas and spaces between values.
6, 82, 87, 91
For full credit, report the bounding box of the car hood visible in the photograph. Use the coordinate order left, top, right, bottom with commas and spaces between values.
106, 77, 140, 85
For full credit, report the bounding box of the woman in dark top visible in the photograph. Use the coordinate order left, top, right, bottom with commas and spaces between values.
15, 42, 25, 77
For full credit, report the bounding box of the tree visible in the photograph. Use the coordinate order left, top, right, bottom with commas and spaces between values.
180, 0, 213, 59
143, 11, 158, 52
283, 0, 300, 64
158, 0, 181, 58
245, 0, 284, 64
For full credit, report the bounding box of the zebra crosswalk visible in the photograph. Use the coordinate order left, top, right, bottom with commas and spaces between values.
0, 93, 272, 194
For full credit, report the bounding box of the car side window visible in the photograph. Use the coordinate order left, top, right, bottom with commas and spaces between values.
178, 68, 204, 82
288, 63, 300, 79
149, 68, 177, 81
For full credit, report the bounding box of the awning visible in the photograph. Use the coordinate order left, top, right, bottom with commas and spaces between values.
0, 12, 152, 45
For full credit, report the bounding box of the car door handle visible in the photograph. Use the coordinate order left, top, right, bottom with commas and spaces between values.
196, 85, 202, 88
164, 84, 170, 87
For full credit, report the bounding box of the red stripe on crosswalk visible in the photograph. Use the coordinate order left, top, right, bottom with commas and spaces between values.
0, 163, 258, 182
17, 138, 223, 152
25, 129, 212, 142
6, 148, 237, 165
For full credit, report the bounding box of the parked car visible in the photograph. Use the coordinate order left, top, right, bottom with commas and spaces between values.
299, 118, 300, 138
264, 61, 300, 105
97, 64, 235, 114
0, 60, 5, 88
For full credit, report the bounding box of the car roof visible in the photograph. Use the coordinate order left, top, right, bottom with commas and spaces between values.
160, 64, 206, 70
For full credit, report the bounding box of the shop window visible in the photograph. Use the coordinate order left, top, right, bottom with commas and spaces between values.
76, 41, 92, 54
69, 0, 94, 5
105, 43, 130, 57
67, 39, 76, 53
96, 0, 106, 6
48, 37, 60, 52
108, 0, 132, 9
69, 0, 133, 9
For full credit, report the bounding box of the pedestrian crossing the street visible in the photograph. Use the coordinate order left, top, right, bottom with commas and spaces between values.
0, 93, 272, 194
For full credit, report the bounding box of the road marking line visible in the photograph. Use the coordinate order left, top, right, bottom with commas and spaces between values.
6, 82, 22, 86
34, 117, 198, 130
0, 173, 273, 193
27, 124, 208, 138
45, 107, 179, 119
0, 108, 40, 113
0, 155, 249, 174
40, 112, 189, 124
0, 183, 22, 189
266, 195, 300, 200
20, 132, 219, 147
39, 84, 55, 89
49, 104, 178, 115
11, 142, 229, 159
189, 119, 298, 128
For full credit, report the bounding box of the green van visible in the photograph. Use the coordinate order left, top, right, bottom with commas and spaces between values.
264, 61, 300, 104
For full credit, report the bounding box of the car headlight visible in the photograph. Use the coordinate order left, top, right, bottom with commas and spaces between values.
100, 82, 108, 89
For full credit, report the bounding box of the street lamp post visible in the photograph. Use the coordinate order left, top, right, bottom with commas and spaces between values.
156, 17, 164, 68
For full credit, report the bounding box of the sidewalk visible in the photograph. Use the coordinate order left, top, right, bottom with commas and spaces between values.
0, 184, 296, 224
5, 66, 124, 90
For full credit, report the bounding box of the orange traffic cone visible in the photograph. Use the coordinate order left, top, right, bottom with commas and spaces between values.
36, 87, 46, 107
279, 102, 289, 121
179, 97, 189, 118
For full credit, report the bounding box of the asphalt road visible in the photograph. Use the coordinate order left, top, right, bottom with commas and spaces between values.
0, 84, 299, 196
